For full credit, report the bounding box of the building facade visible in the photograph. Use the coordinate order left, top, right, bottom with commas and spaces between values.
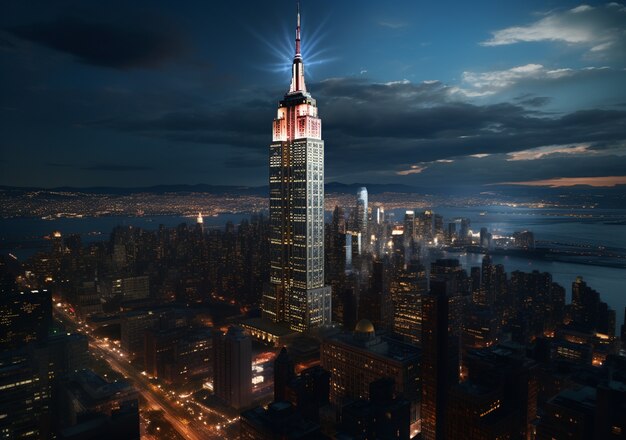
320, 320, 421, 425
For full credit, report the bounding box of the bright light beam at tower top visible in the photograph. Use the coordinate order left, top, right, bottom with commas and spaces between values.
289, 1, 306, 94
249, 3, 336, 79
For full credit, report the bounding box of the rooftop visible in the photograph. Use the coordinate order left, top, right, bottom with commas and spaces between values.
552, 386, 597, 411
239, 317, 296, 337
326, 331, 420, 364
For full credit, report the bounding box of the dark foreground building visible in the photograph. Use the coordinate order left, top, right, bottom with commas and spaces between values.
240, 401, 328, 440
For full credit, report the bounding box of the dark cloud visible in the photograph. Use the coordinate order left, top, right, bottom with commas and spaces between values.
311, 79, 626, 165
95, 102, 274, 149
90, 76, 626, 187
7, 16, 185, 69
515, 95, 551, 107
83, 164, 153, 172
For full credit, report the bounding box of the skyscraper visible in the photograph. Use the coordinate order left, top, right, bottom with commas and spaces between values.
0, 289, 52, 351
0, 351, 52, 439
571, 276, 610, 333
421, 279, 464, 440
274, 347, 294, 402
213, 326, 252, 410
265, 5, 331, 332
356, 187, 368, 234
196, 211, 204, 233
621, 307, 626, 349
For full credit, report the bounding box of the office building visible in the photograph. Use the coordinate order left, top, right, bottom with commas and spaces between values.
565, 276, 616, 338
274, 346, 295, 402
621, 307, 626, 349
320, 319, 421, 425
358, 260, 393, 331
264, 4, 331, 332
0, 256, 19, 294
144, 328, 183, 380
420, 280, 464, 440
111, 275, 149, 302
0, 288, 52, 351
416, 211, 435, 242
536, 387, 597, 440
285, 365, 330, 422
213, 326, 252, 409
56, 370, 139, 440
463, 308, 499, 349
594, 380, 626, 439
0, 351, 52, 439
571, 276, 601, 332
145, 328, 212, 385
240, 401, 326, 440
445, 344, 537, 440
375, 206, 385, 225
392, 260, 427, 346
404, 210, 416, 245
120, 310, 160, 358
339, 378, 410, 440
509, 270, 563, 343
479, 227, 492, 249
44, 333, 89, 376
513, 230, 535, 249
74, 281, 102, 318
356, 187, 368, 235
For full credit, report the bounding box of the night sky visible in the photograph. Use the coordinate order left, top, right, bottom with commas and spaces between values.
1, 0, 625, 191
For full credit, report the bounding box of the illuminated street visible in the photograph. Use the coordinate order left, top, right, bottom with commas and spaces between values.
53, 304, 239, 440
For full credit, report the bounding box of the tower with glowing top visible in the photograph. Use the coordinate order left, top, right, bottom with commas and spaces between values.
264, 4, 331, 332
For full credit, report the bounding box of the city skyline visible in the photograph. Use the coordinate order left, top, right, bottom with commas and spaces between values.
1, 3, 626, 439
1, 1, 625, 191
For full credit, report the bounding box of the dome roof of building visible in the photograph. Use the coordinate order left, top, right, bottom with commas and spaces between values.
355, 319, 375, 334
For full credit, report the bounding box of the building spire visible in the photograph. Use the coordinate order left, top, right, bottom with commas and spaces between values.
289, 2, 306, 94
295, 2, 301, 57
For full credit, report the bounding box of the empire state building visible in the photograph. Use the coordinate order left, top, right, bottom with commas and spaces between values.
263, 5, 332, 332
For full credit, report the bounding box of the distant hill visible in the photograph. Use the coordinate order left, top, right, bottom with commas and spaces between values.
0, 182, 424, 196
0, 184, 266, 196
